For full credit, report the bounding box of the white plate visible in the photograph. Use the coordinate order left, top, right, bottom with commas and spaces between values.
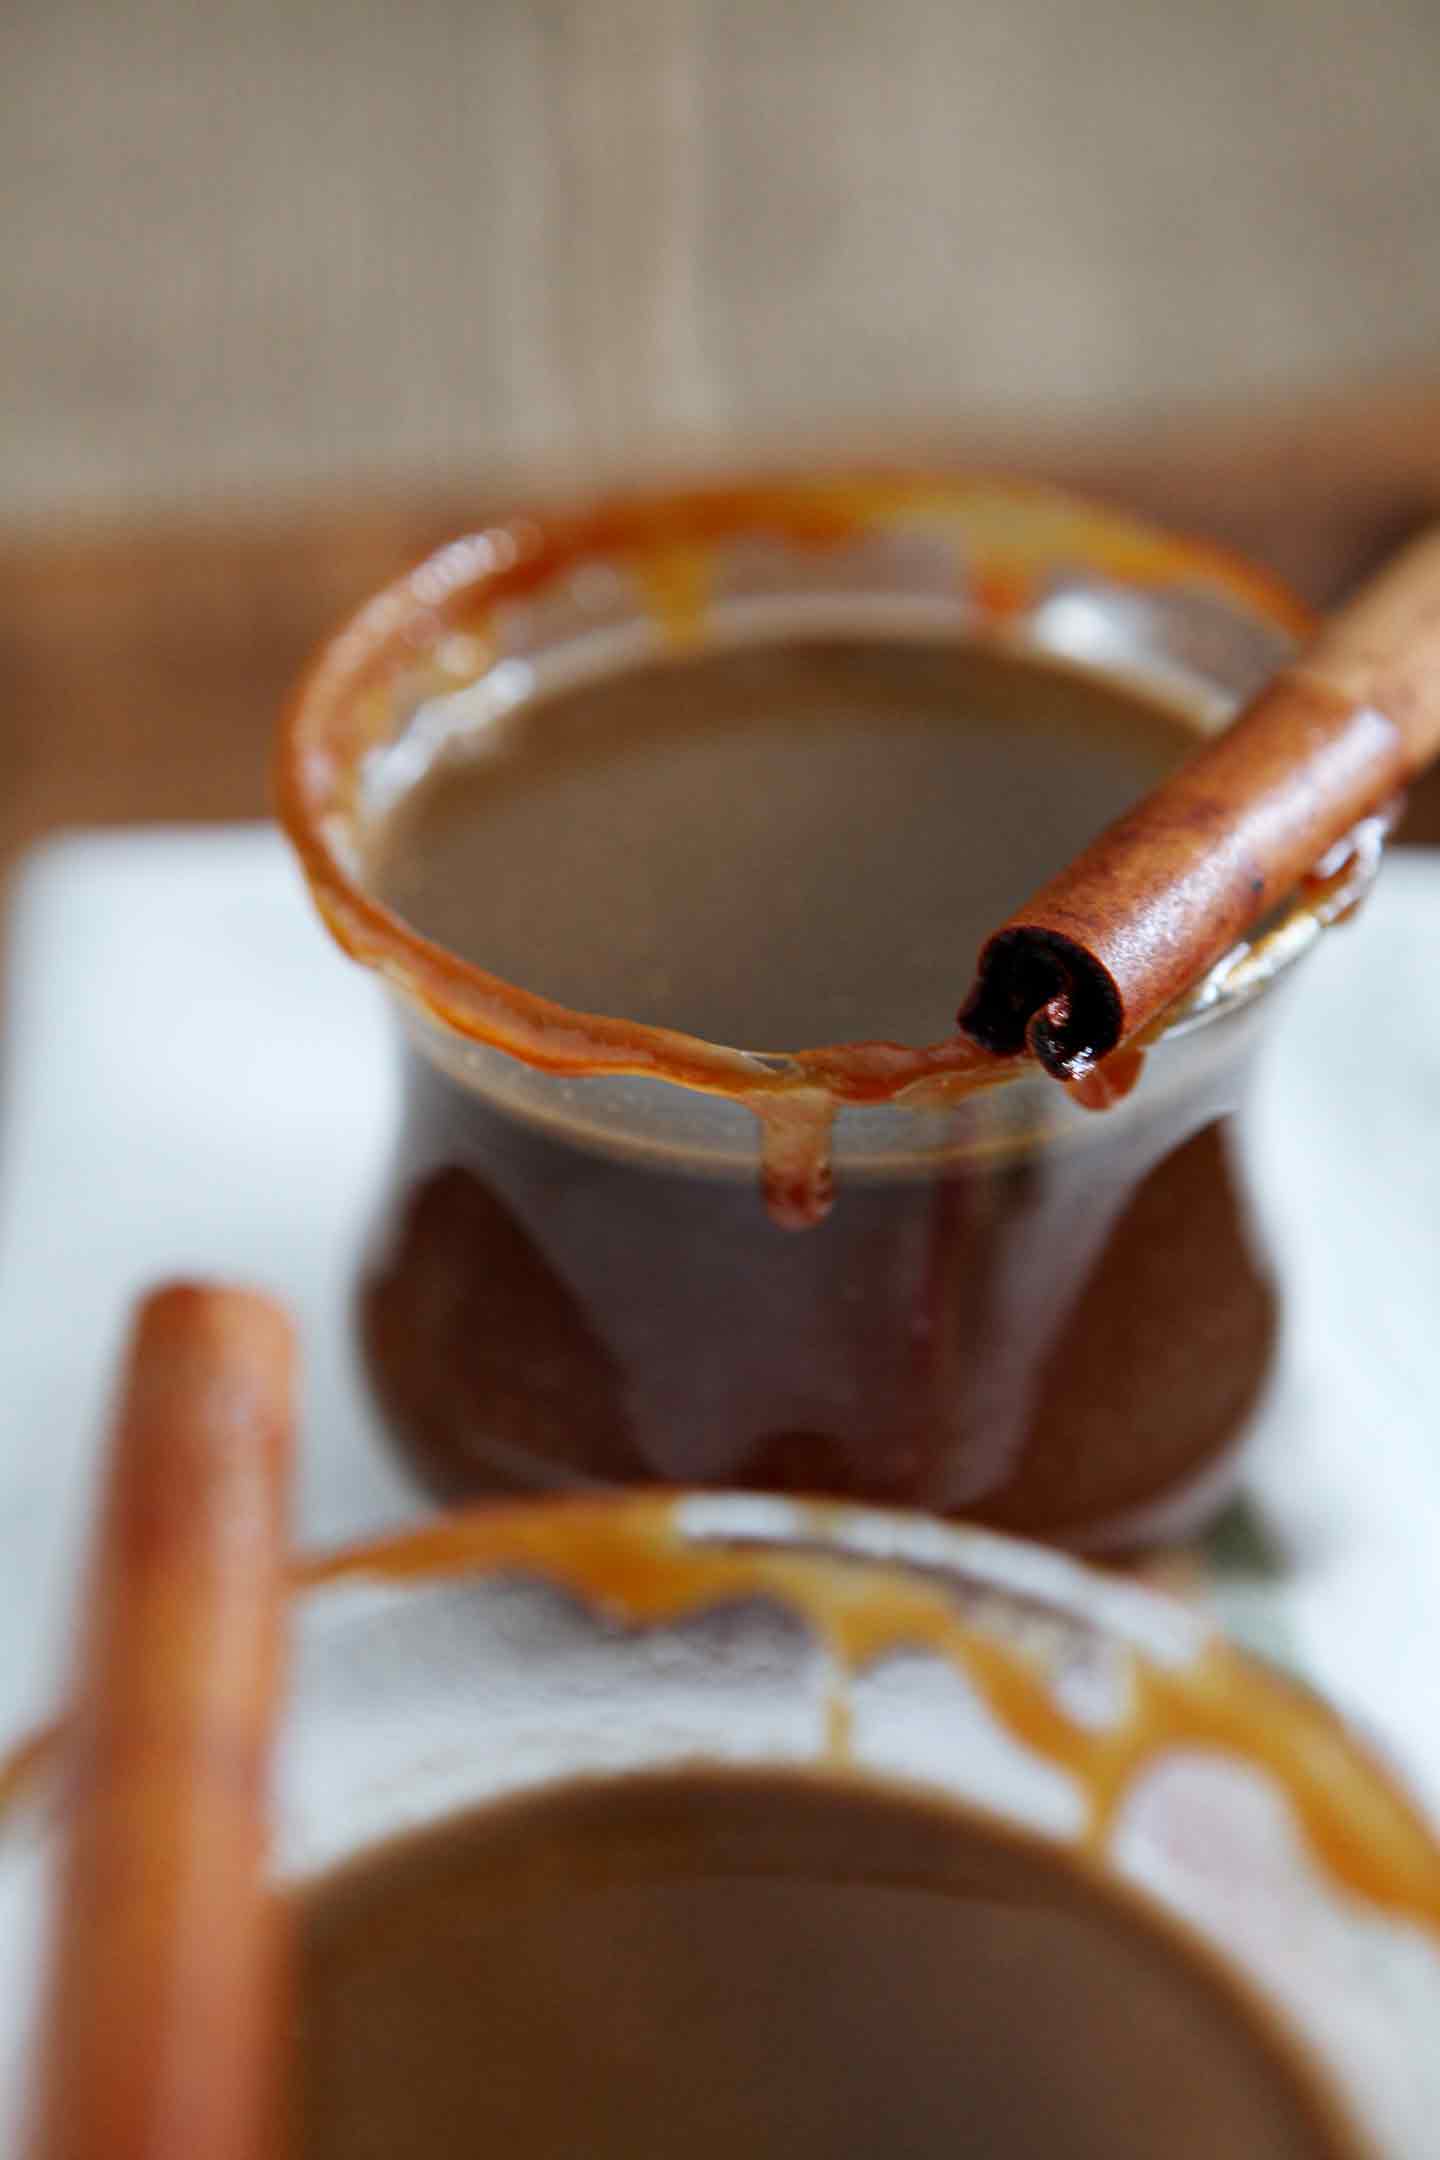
0, 827, 426, 1738
1, 828, 1438, 1808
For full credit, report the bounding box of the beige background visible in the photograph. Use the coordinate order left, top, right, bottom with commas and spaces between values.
5, 0, 1440, 522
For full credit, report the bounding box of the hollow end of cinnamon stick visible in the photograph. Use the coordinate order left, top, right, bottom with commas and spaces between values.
957, 927, 1125, 1081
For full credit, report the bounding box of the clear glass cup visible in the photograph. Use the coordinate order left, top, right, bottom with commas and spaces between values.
2, 1495, 1438, 2153
277, 476, 1378, 1549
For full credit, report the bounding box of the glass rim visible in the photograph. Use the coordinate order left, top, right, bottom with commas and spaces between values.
4, 1490, 1438, 1938
275, 470, 1328, 1106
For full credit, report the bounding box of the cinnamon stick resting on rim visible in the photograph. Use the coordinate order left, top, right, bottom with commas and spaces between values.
958, 526, 1440, 1080
25, 1284, 295, 2160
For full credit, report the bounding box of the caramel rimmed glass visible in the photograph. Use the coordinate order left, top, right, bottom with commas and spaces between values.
275, 478, 1380, 1544
2, 1496, 1438, 2152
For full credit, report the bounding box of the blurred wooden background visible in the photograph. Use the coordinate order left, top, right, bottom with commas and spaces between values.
5, 0, 1440, 869
9, 0, 1440, 519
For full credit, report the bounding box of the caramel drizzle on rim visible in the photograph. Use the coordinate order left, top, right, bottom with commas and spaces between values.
5, 1496, 1439, 1939
289, 1496, 1440, 1934
276, 474, 1315, 1117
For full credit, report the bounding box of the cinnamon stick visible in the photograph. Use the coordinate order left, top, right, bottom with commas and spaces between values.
958, 526, 1440, 1079
24, 1284, 296, 2160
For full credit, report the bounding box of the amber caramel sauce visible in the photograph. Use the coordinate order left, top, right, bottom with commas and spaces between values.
278, 474, 1313, 1131
299, 1498, 1440, 1935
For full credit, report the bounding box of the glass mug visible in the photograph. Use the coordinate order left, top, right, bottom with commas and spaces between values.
3, 1495, 1438, 2153
278, 477, 1374, 1549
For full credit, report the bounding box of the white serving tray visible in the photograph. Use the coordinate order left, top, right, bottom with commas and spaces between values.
1, 828, 1437, 1810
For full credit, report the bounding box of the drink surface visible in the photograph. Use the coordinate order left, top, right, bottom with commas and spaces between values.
295, 1767, 1352, 2160
373, 637, 1196, 1052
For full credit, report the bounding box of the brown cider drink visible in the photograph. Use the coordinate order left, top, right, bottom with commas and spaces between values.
278, 479, 1342, 1547
295, 1767, 1357, 2160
